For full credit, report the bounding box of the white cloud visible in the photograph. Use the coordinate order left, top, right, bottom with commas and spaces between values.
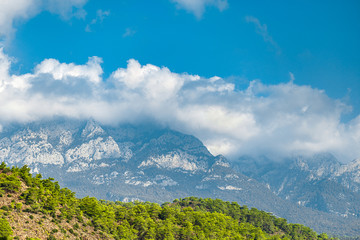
172, 0, 228, 18
0, 0, 36, 39
0, 0, 87, 40
35, 56, 103, 84
0, 49, 359, 162
245, 16, 281, 54
85, 9, 110, 32
289, 72, 295, 83
123, 28, 136, 38
42, 0, 87, 19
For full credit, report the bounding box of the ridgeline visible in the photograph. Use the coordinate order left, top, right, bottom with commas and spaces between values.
0, 162, 337, 239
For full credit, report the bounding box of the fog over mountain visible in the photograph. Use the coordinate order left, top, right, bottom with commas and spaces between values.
0, 49, 359, 162
1, 119, 360, 235
234, 153, 360, 219
1, 0, 359, 238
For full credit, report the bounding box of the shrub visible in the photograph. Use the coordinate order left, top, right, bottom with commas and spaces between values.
73, 223, 79, 229
47, 235, 56, 240
0, 173, 21, 193
0, 218, 13, 239
15, 203, 22, 211
0, 206, 8, 212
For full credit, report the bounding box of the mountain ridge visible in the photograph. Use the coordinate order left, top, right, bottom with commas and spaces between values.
233, 153, 360, 218
1, 119, 360, 236
0, 162, 338, 239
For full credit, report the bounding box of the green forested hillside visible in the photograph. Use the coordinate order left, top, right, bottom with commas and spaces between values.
0, 163, 336, 239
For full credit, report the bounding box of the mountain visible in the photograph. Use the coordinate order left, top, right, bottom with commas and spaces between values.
1, 119, 360, 236
332, 158, 360, 193
0, 163, 336, 239
233, 154, 360, 218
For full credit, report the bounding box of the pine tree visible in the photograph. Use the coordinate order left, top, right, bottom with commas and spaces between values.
0, 218, 13, 240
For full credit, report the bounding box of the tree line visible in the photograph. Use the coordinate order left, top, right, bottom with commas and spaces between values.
0, 162, 335, 239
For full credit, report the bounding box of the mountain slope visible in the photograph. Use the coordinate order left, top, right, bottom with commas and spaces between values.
233, 154, 360, 218
1, 119, 360, 236
0, 163, 335, 240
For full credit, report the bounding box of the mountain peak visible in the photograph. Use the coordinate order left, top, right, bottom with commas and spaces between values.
212, 155, 230, 168
1, 119, 360, 236
81, 120, 104, 139
138, 151, 207, 172
291, 153, 341, 177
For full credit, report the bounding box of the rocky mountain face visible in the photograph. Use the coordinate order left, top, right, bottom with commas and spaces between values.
233, 154, 360, 219
1, 119, 360, 236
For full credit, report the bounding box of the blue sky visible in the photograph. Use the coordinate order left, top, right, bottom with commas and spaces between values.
0, 0, 359, 161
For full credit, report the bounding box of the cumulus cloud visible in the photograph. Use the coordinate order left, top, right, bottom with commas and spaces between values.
0, 49, 359, 162
0, 0, 87, 40
171, 0, 228, 18
246, 16, 281, 54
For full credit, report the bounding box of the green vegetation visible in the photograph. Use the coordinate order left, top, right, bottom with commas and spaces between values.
0, 218, 13, 239
164, 197, 329, 239
0, 162, 339, 239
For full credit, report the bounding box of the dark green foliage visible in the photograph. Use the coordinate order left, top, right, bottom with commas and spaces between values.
0, 218, 13, 239
0, 162, 339, 240
0, 170, 21, 193
165, 197, 331, 240
47, 235, 56, 240
73, 223, 79, 229
0, 206, 9, 212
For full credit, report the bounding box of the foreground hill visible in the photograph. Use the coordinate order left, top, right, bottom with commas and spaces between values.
1, 119, 360, 235
0, 163, 333, 239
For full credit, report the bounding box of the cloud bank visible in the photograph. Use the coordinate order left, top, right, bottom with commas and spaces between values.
0, 0, 87, 39
0, 49, 359, 162
172, 0, 228, 18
